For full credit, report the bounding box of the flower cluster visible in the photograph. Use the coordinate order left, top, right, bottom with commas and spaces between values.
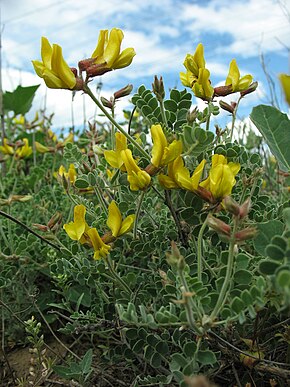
0, 138, 32, 159
104, 125, 240, 202
180, 43, 254, 100
63, 201, 135, 260
32, 28, 135, 90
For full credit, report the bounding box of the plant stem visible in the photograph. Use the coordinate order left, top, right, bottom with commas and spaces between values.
159, 98, 168, 127
205, 103, 212, 131
104, 256, 132, 295
229, 95, 242, 143
164, 190, 187, 246
0, 210, 61, 251
197, 214, 209, 282
210, 216, 239, 321
133, 190, 146, 239
83, 85, 150, 160
178, 268, 203, 334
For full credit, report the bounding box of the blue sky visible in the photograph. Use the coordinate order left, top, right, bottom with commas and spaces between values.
1, 0, 290, 130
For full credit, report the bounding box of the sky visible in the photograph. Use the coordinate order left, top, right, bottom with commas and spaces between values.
1, 0, 290, 132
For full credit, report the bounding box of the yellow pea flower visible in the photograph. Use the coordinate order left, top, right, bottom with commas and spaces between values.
121, 149, 151, 191
91, 28, 136, 70
176, 159, 206, 191
57, 164, 77, 184
35, 141, 50, 153
200, 154, 240, 199
104, 132, 127, 170
15, 139, 32, 159
32, 37, 77, 89
0, 138, 14, 155
86, 228, 111, 260
107, 201, 135, 238
48, 129, 58, 143
192, 68, 214, 101
150, 124, 182, 168
63, 204, 90, 244
158, 156, 205, 191
180, 43, 205, 87
225, 59, 253, 92
279, 73, 290, 106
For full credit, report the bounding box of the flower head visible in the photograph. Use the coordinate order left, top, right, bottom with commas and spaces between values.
0, 138, 14, 155
104, 132, 127, 170
57, 164, 77, 184
15, 139, 32, 159
84, 28, 136, 77
107, 201, 135, 238
158, 156, 205, 191
63, 204, 90, 244
150, 124, 182, 168
86, 228, 111, 260
121, 149, 151, 191
192, 68, 214, 101
32, 37, 77, 89
180, 43, 205, 87
225, 59, 253, 93
200, 154, 240, 199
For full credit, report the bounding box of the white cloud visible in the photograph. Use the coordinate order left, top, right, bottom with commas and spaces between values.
180, 0, 290, 57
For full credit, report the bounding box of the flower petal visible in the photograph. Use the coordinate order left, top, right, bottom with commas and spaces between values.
107, 201, 122, 237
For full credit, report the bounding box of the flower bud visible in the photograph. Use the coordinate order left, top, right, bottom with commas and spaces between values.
152, 75, 165, 102
239, 197, 251, 219
223, 196, 240, 216
114, 84, 133, 99
70, 67, 78, 77
78, 58, 95, 72
33, 224, 49, 232
86, 64, 111, 77
219, 100, 236, 114
100, 96, 114, 109
234, 227, 257, 242
240, 81, 258, 97
207, 214, 231, 236
187, 107, 198, 123
214, 85, 233, 97
47, 211, 62, 231
166, 241, 185, 270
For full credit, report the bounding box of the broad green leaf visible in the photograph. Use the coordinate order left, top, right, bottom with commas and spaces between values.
254, 220, 284, 256
250, 105, 290, 171
3, 84, 40, 115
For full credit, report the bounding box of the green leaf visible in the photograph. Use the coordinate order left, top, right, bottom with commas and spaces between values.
80, 349, 93, 374
259, 259, 281, 275
196, 350, 217, 365
250, 105, 290, 171
3, 84, 40, 115
231, 296, 245, 313
276, 270, 290, 288
254, 220, 284, 256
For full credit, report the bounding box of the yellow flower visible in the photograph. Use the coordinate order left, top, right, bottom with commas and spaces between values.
200, 154, 240, 199
104, 132, 127, 170
91, 28, 136, 70
32, 37, 76, 89
279, 73, 290, 106
48, 129, 58, 142
13, 115, 25, 125
192, 68, 214, 101
225, 59, 253, 92
0, 138, 14, 155
176, 159, 206, 191
86, 228, 111, 260
35, 141, 50, 153
121, 149, 151, 191
57, 164, 77, 184
150, 124, 182, 168
63, 204, 90, 244
158, 156, 205, 191
15, 139, 32, 159
107, 201, 135, 238
180, 43, 205, 87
